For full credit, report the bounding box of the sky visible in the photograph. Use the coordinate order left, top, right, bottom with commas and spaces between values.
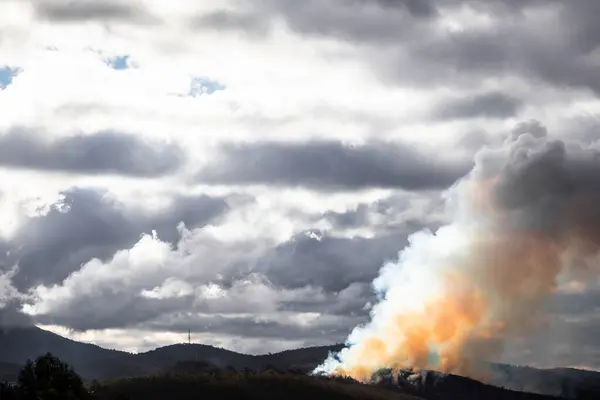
1, 0, 600, 369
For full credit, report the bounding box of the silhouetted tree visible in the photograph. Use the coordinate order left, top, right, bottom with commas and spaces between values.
15, 353, 88, 400
16, 360, 36, 400
0, 381, 19, 400
576, 387, 600, 400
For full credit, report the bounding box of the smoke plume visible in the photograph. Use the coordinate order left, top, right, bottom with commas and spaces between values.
315, 121, 600, 381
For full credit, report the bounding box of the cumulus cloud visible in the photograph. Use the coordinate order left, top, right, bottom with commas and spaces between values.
21, 218, 424, 335
3, 187, 232, 291
316, 191, 446, 233
8, 181, 437, 347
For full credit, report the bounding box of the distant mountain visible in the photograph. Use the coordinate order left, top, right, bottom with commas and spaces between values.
489, 363, 600, 399
0, 326, 343, 381
382, 369, 563, 400
132, 343, 257, 370
0, 325, 129, 378
1, 327, 599, 398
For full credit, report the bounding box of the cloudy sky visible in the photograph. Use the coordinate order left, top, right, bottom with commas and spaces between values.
1, 0, 600, 368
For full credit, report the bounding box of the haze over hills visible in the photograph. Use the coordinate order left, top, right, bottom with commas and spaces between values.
1, 325, 599, 399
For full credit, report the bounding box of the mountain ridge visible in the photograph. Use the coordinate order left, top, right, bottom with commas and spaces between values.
1, 325, 598, 398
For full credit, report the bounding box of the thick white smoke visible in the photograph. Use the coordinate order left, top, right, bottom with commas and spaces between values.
315, 121, 600, 381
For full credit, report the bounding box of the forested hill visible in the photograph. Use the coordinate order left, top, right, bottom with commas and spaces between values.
1, 325, 599, 398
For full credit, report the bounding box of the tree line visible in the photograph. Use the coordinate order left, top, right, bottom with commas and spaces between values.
2, 353, 597, 400
0, 353, 89, 400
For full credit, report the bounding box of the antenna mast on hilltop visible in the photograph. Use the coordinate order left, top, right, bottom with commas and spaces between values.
188, 329, 199, 361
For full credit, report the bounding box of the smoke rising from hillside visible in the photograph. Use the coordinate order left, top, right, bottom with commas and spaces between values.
315, 121, 600, 381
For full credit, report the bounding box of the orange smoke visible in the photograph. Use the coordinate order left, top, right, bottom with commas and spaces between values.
328, 270, 498, 382
316, 159, 600, 382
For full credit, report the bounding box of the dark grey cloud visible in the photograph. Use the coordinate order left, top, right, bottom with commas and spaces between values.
191, 10, 270, 36
315, 191, 446, 234
278, 282, 375, 317
195, 0, 553, 42
144, 313, 362, 343
196, 140, 471, 191
375, 0, 438, 17
432, 91, 523, 120
321, 206, 374, 230
199, 0, 600, 95
31, 292, 195, 332
499, 289, 600, 371
0, 130, 183, 177
272, 0, 436, 43
548, 290, 600, 318
457, 0, 558, 13
0, 304, 32, 328
257, 228, 417, 292
563, 315, 600, 352
35, 1, 153, 23
3, 187, 232, 291
192, 0, 530, 41
32, 285, 368, 340
191, 0, 435, 43
0, 269, 32, 328
381, 0, 600, 94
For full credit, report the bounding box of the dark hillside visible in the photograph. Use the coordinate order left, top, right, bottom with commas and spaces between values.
131, 343, 257, 370
91, 369, 424, 400
383, 369, 566, 400
1, 330, 598, 399
0, 326, 128, 378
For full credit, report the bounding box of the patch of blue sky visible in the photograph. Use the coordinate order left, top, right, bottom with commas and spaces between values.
189, 77, 226, 96
0, 66, 21, 89
106, 55, 130, 70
